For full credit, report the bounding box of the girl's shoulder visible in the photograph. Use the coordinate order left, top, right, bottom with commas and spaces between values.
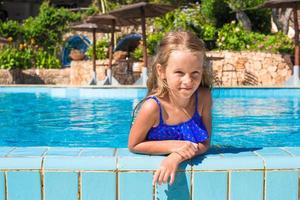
141, 95, 161, 115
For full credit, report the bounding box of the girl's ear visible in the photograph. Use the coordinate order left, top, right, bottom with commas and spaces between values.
156, 64, 166, 79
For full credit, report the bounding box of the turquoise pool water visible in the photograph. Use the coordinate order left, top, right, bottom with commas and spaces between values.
0, 87, 299, 148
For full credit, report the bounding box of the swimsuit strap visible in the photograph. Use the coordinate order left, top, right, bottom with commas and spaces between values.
146, 96, 164, 125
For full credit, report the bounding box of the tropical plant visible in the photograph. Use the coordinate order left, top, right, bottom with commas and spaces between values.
216, 21, 293, 53
22, 2, 81, 54
201, 0, 234, 27
132, 46, 143, 61
147, 32, 163, 55
0, 20, 22, 41
0, 43, 60, 69
216, 21, 250, 50
86, 38, 109, 60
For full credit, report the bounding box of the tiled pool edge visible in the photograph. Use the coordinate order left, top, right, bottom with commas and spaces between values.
0, 147, 298, 200
1, 87, 300, 99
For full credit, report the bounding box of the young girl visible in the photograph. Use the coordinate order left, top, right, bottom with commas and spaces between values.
128, 31, 212, 186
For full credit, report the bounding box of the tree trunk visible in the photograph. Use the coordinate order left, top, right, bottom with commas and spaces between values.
272, 8, 292, 34
93, 0, 107, 13
236, 10, 252, 31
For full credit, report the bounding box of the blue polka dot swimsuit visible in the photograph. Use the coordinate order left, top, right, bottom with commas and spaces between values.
146, 93, 209, 143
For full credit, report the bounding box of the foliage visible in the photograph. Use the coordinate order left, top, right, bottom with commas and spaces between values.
154, 4, 206, 33
86, 38, 109, 60
108, 0, 192, 5
0, 47, 31, 69
201, 0, 271, 33
201, 0, 235, 28
251, 32, 294, 54
216, 21, 293, 53
35, 49, 61, 68
147, 32, 163, 55
0, 20, 22, 40
22, 2, 81, 54
0, 2, 85, 69
224, 0, 265, 11
216, 22, 250, 50
132, 46, 143, 61
153, 4, 218, 45
0, 45, 60, 69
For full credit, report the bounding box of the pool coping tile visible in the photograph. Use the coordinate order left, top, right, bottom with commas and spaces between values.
0, 157, 42, 169
264, 156, 300, 169
7, 147, 48, 157
253, 147, 291, 156
118, 155, 191, 171
192, 156, 264, 170
46, 147, 81, 156
0, 147, 15, 157
281, 147, 300, 156
79, 148, 115, 157
43, 156, 117, 171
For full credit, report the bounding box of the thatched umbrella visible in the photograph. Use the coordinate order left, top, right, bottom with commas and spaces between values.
109, 2, 176, 85
86, 14, 138, 84
71, 22, 119, 85
261, 0, 300, 85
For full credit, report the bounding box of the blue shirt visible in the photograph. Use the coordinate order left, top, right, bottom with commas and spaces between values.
146, 94, 209, 143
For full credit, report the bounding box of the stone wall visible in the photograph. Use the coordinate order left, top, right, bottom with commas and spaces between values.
0, 68, 70, 84
207, 51, 293, 86
0, 51, 293, 86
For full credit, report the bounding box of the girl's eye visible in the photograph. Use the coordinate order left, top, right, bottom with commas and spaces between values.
191, 72, 202, 78
175, 71, 184, 75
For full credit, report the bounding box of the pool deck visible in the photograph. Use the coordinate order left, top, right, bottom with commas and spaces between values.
0, 146, 299, 200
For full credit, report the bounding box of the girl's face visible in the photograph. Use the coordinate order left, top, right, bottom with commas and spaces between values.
158, 50, 204, 99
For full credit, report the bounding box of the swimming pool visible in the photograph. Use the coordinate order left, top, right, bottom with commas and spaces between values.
0, 86, 299, 200
0, 86, 299, 148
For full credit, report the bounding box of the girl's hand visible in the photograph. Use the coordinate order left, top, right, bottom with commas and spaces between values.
173, 141, 198, 160
152, 152, 182, 186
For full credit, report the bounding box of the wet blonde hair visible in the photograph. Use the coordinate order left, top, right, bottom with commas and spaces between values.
147, 31, 212, 97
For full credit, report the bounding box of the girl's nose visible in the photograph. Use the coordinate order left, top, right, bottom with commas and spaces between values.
182, 74, 192, 85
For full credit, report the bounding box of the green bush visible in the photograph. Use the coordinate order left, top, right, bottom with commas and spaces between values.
0, 47, 28, 69
35, 49, 60, 69
0, 45, 60, 69
216, 21, 250, 50
0, 20, 22, 41
132, 46, 143, 61
251, 32, 294, 54
22, 2, 81, 54
86, 38, 109, 60
153, 4, 217, 48
0, 2, 85, 69
154, 4, 206, 33
216, 21, 293, 53
147, 32, 163, 55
